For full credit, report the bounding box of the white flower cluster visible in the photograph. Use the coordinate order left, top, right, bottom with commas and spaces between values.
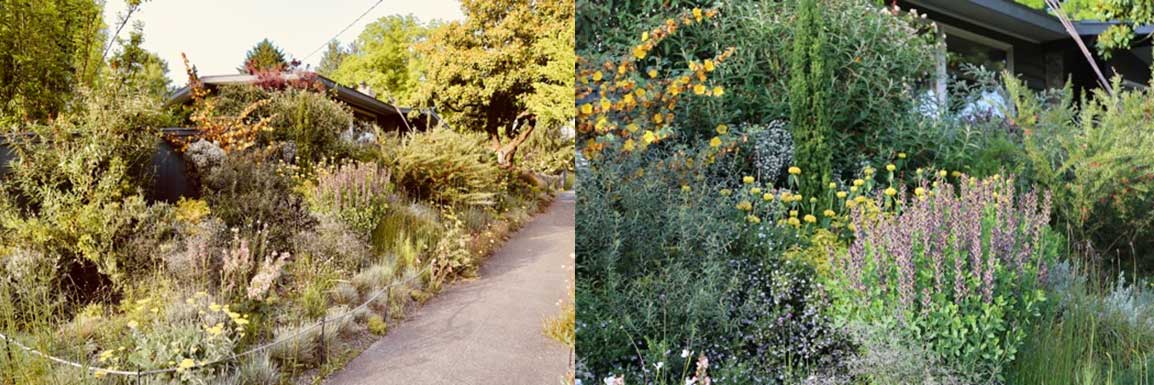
751, 120, 793, 183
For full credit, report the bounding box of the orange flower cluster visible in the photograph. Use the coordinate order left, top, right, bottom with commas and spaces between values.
576, 8, 733, 158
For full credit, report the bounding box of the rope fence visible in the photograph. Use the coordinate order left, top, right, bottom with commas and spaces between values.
0, 263, 434, 378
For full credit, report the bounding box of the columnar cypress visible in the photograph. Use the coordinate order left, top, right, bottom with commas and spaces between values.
788, 0, 833, 205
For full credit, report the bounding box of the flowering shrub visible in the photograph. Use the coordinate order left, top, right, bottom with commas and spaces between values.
307, 160, 392, 239
381, 127, 502, 207
576, 7, 732, 158
832, 174, 1059, 379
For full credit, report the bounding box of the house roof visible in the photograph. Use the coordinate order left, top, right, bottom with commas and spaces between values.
169, 72, 443, 130
906, 0, 1154, 44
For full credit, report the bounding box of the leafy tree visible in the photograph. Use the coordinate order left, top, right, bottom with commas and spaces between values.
240, 38, 289, 74
0, 0, 106, 123
417, 0, 574, 166
316, 40, 349, 76
789, 0, 833, 205
107, 22, 171, 98
1015, 0, 1151, 59
330, 15, 428, 104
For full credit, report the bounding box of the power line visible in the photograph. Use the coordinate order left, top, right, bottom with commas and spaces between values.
300, 0, 385, 62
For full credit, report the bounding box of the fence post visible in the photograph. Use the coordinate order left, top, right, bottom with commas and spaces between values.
318, 315, 327, 366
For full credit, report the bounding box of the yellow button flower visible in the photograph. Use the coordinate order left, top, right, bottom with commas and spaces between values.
580, 104, 592, 115
788, 217, 801, 227
709, 136, 722, 148
750, 187, 762, 195
716, 124, 729, 135
804, 214, 817, 223
884, 187, 897, 197
648, 69, 658, 78
823, 209, 836, 217
713, 86, 724, 96
720, 189, 732, 197
633, 45, 647, 60
898, 152, 907, 159
592, 71, 603, 82
681, 185, 691, 192
836, 191, 847, 199
939, 170, 948, 178
763, 193, 774, 201
693, 84, 706, 95
746, 215, 761, 224
914, 187, 926, 196
736, 201, 753, 211
853, 179, 865, 187
742, 176, 754, 184
788, 166, 801, 175
854, 196, 867, 204
886, 164, 896, 172
789, 210, 799, 217
704, 59, 715, 72
641, 31, 649, 41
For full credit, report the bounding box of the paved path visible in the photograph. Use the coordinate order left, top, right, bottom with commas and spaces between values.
326, 191, 575, 385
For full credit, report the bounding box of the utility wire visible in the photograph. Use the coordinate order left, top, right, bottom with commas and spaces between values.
300, 0, 385, 62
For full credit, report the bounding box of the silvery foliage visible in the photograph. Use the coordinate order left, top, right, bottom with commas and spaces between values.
751, 120, 793, 182
1101, 273, 1154, 330
186, 139, 226, 174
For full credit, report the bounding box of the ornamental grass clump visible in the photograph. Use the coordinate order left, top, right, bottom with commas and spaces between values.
833, 174, 1059, 380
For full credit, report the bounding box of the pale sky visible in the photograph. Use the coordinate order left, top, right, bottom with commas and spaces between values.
101, 0, 465, 86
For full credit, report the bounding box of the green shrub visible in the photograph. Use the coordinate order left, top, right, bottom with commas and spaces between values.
1006, 75, 1154, 271
382, 127, 502, 207
367, 314, 388, 336
209, 84, 355, 166
576, 146, 851, 384
788, 0, 834, 205
0, 85, 176, 296
201, 150, 314, 251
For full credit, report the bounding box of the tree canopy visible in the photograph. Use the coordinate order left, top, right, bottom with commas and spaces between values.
240, 38, 289, 74
329, 15, 428, 104
416, 0, 574, 159
0, 0, 106, 123
316, 40, 349, 76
